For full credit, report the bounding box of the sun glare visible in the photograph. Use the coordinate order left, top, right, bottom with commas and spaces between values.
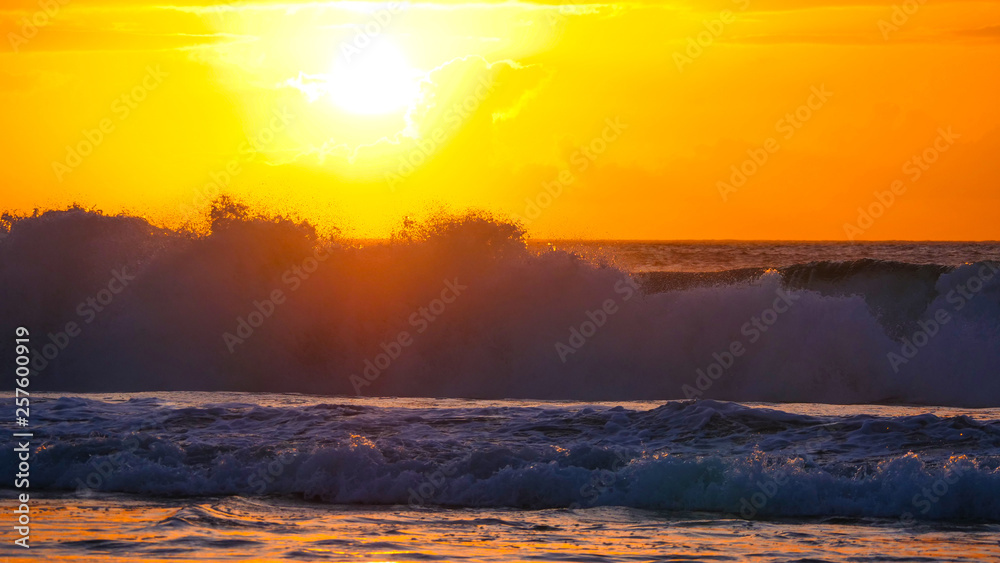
326, 40, 423, 115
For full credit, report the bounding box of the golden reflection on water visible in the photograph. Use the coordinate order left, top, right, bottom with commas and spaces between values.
4, 496, 999, 563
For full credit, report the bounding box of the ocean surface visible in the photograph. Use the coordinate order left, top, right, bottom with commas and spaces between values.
1, 209, 999, 560
2, 394, 1000, 561
530, 240, 1000, 273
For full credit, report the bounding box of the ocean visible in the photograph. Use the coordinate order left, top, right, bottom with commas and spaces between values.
1, 209, 999, 561
2, 395, 999, 561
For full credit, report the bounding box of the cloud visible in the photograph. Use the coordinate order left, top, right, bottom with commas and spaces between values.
281, 71, 331, 102
0, 4, 250, 53
953, 24, 1000, 38
724, 25, 1000, 45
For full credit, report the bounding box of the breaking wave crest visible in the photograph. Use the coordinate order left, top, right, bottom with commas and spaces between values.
1, 201, 998, 406
5, 397, 999, 521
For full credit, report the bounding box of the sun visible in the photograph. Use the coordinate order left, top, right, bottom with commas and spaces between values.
326, 40, 423, 115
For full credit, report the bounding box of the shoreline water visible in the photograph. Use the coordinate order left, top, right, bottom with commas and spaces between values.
3, 394, 999, 561
5, 494, 1000, 562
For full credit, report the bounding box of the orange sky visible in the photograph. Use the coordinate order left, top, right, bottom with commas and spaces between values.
2, 0, 998, 240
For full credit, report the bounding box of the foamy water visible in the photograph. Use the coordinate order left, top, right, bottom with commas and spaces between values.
2, 394, 999, 561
